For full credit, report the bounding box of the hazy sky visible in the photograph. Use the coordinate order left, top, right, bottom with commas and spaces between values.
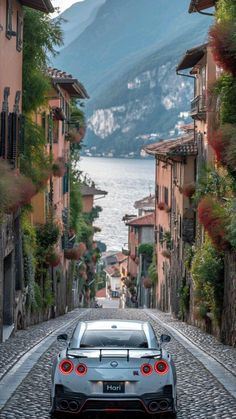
52, 0, 84, 15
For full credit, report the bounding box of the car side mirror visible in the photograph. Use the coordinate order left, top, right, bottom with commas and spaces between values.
57, 333, 68, 342
160, 334, 171, 343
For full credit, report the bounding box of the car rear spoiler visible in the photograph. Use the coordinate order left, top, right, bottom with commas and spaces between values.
66, 348, 162, 361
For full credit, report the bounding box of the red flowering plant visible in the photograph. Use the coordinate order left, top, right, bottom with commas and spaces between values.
197, 195, 230, 250
0, 161, 37, 214
209, 21, 236, 76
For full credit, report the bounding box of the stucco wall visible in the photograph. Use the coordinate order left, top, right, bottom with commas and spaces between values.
0, 0, 22, 111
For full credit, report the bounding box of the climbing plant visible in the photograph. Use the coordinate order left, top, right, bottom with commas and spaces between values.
191, 237, 224, 323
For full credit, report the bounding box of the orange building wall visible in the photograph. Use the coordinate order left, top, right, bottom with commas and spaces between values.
0, 0, 22, 112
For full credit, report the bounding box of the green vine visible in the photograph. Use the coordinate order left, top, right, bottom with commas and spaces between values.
191, 237, 224, 323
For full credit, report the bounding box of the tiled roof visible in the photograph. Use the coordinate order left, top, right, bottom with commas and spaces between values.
126, 212, 154, 227
176, 44, 207, 72
189, 0, 216, 13
115, 252, 128, 263
20, 0, 54, 13
80, 184, 107, 196
96, 287, 106, 298
104, 265, 121, 277
144, 135, 197, 158
134, 194, 155, 210
47, 67, 89, 99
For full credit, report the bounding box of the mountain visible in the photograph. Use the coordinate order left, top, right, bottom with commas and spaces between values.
86, 23, 208, 157
58, 0, 105, 48
53, 0, 211, 156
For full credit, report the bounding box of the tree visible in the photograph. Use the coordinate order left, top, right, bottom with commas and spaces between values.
22, 8, 63, 113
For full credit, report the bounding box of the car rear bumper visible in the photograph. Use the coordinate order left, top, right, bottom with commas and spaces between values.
52, 385, 176, 415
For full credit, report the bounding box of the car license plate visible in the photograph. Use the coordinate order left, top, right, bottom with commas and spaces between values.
103, 381, 125, 393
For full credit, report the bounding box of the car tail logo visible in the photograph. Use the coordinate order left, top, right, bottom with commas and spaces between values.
110, 361, 118, 368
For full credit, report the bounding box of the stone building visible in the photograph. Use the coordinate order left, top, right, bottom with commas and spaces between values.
145, 135, 197, 316
0, 0, 53, 342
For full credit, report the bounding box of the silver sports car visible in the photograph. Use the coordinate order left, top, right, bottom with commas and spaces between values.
50, 320, 177, 418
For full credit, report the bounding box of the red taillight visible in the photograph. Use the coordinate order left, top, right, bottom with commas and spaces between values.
59, 359, 74, 375
76, 363, 87, 376
154, 360, 169, 375
140, 363, 153, 376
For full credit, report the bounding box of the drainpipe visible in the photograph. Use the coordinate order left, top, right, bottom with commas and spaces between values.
176, 71, 195, 80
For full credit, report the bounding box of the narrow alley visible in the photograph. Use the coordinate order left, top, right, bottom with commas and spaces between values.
0, 304, 236, 419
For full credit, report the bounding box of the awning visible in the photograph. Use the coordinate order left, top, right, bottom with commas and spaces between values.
20, 0, 54, 13
176, 44, 207, 72
188, 0, 216, 13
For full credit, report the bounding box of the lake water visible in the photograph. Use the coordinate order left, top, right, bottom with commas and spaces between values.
79, 157, 155, 251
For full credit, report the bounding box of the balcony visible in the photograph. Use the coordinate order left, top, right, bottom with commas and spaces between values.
190, 95, 206, 119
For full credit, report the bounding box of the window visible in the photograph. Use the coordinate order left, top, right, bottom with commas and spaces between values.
164, 187, 169, 206
6, 0, 14, 39
159, 225, 164, 245
79, 330, 148, 348
53, 120, 59, 143
41, 112, 47, 139
16, 12, 23, 52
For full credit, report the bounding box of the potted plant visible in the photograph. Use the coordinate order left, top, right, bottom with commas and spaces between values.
143, 277, 152, 289
183, 183, 196, 199
161, 249, 171, 259
46, 249, 61, 267
52, 157, 66, 177
158, 202, 167, 211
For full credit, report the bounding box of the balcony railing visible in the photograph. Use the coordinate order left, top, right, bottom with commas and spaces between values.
190, 95, 206, 118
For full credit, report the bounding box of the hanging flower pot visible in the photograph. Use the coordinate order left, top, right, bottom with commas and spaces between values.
46, 249, 61, 267
143, 277, 152, 289
183, 183, 196, 199
64, 247, 80, 260
66, 128, 84, 144
158, 202, 167, 211
77, 242, 87, 257
52, 157, 66, 177
162, 250, 171, 259
81, 271, 88, 280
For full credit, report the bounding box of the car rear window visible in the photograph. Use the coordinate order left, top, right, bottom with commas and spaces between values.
80, 330, 148, 348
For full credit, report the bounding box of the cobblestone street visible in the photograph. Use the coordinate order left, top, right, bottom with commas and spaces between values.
0, 306, 236, 419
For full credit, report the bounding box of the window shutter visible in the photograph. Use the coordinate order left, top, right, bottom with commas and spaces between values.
7, 113, 14, 160
0, 111, 8, 158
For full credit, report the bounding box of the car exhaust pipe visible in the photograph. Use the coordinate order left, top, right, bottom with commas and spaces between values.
59, 400, 69, 411
69, 401, 79, 412
148, 401, 159, 412
159, 400, 169, 411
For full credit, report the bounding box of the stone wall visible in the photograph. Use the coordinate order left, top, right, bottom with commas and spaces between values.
221, 252, 236, 347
